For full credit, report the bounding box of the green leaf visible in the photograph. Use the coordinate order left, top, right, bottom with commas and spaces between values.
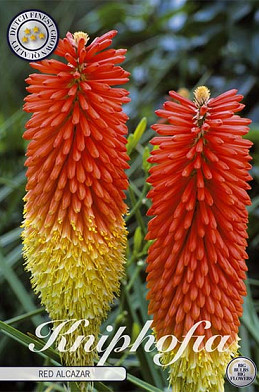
93, 382, 113, 392
40, 383, 67, 392
131, 322, 141, 341
127, 117, 147, 155
123, 291, 165, 389
241, 281, 259, 345
133, 226, 143, 254
0, 320, 60, 363
0, 249, 42, 327
0, 171, 25, 203
142, 146, 151, 173
127, 373, 162, 392
5, 308, 46, 325
0, 227, 22, 247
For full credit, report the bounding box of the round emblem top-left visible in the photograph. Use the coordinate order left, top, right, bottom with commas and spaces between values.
7, 9, 59, 61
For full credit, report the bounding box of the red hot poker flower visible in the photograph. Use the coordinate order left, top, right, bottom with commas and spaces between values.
146, 87, 252, 392
22, 31, 130, 366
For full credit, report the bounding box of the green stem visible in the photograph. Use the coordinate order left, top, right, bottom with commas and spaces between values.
128, 184, 146, 235
126, 183, 149, 224
126, 262, 144, 292
248, 278, 259, 286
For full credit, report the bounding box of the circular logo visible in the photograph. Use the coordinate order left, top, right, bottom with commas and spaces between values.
226, 356, 257, 388
7, 9, 59, 61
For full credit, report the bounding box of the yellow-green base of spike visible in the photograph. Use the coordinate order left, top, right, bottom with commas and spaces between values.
22, 217, 127, 366
161, 339, 239, 392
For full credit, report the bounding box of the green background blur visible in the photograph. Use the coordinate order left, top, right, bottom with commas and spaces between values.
0, 1, 259, 391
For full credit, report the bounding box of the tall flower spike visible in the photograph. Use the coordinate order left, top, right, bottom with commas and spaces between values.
22, 30, 130, 366
146, 87, 252, 392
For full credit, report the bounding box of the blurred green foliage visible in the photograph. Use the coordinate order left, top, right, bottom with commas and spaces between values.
0, 1, 259, 391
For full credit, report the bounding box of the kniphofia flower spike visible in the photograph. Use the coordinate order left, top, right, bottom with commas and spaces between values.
146, 87, 252, 392
22, 31, 130, 366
